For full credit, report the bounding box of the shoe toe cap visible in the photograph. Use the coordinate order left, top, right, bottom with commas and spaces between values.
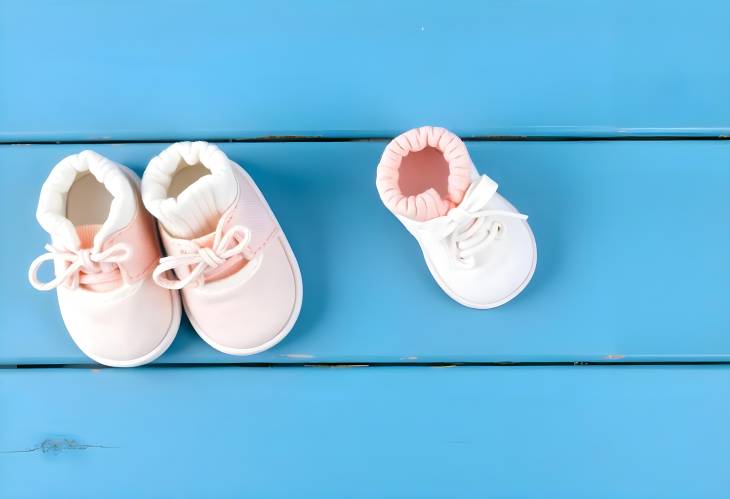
441, 219, 537, 308
59, 278, 179, 366
185, 238, 302, 354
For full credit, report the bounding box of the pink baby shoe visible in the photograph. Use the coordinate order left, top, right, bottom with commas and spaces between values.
142, 142, 302, 355
376, 126, 537, 308
29, 151, 181, 366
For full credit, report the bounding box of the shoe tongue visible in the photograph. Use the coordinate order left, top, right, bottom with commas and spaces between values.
76, 224, 102, 249
189, 227, 246, 284
192, 230, 216, 249
46, 220, 103, 252
72, 224, 122, 292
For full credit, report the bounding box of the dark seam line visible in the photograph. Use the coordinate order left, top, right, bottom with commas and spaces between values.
2, 361, 729, 370
1, 135, 729, 145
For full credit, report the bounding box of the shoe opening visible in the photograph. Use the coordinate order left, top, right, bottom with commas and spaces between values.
376, 126, 474, 221
142, 141, 237, 239
36, 150, 135, 251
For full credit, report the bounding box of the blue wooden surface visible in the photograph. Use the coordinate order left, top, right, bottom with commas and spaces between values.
2, 141, 728, 365
1, 366, 729, 499
1, 0, 729, 141
2, 0, 729, 495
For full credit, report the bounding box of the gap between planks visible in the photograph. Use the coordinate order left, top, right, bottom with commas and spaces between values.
2, 361, 730, 370
1, 135, 730, 146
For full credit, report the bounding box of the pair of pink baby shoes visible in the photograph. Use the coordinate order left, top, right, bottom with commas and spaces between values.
29, 142, 302, 367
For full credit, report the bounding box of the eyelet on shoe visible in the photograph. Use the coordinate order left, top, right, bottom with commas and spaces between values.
493, 222, 504, 240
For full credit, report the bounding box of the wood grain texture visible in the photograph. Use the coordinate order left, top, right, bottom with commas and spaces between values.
1, 0, 729, 141
2, 140, 728, 365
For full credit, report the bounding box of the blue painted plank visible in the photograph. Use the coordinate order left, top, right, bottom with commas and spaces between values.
1, 366, 729, 498
1, 0, 729, 141
1, 141, 728, 364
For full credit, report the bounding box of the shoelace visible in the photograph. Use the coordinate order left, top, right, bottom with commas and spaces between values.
28, 243, 131, 291
153, 225, 252, 290
443, 176, 528, 269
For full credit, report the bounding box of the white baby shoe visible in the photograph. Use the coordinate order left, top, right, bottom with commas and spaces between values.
29, 151, 181, 366
142, 141, 302, 355
376, 126, 537, 308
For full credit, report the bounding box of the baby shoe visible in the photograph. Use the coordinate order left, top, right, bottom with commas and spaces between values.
141, 141, 302, 355
29, 151, 181, 366
376, 126, 536, 308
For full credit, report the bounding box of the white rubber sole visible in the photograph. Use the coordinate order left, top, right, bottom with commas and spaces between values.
80, 289, 182, 367
185, 164, 303, 356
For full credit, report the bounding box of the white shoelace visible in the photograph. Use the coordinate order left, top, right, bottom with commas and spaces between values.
153, 225, 252, 290
28, 243, 131, 291
443, 176, 528, 269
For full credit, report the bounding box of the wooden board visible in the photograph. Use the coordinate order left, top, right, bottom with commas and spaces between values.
1, 0, 729, 141
1, 365, 729, 498
2, 140, 728, 365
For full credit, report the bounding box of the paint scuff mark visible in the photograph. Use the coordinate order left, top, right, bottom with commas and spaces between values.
604, 354, 625, 360
281, 353, 314, 359
1, 438, 116, 455
400, 356, 418, 361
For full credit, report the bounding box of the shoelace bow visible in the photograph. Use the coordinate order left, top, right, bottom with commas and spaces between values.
153, 225, 252, 290
443, 175, 528, 269
28, 243, 131, 291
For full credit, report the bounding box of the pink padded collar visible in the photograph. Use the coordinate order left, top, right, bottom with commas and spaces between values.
376, 126, 474, 221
